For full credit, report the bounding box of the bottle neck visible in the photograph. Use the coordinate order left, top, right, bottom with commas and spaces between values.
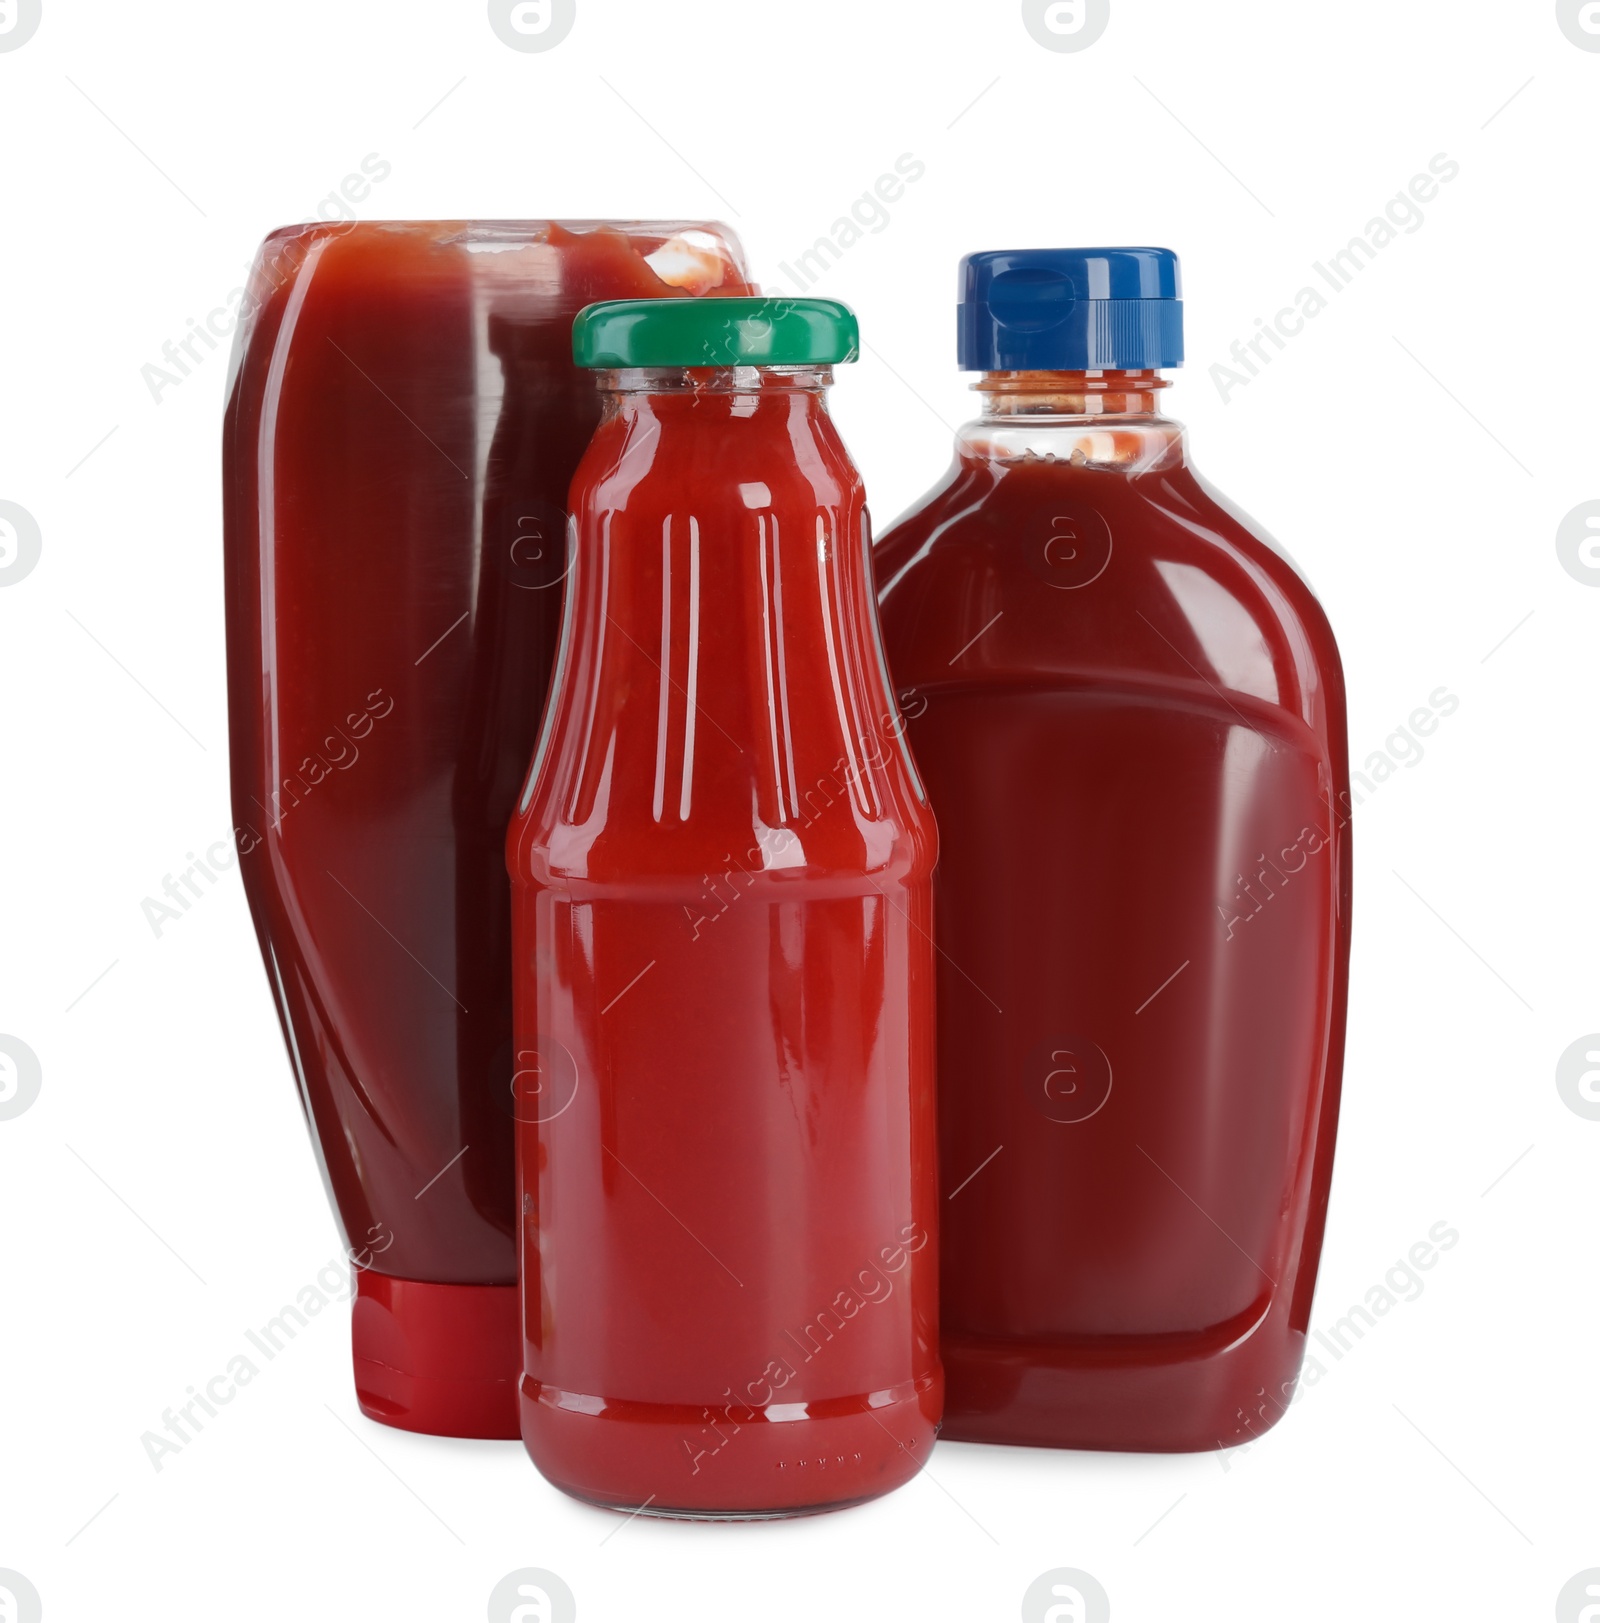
961, 369, 1185, 470
596, 363, 834, 399
530, 361, 915, 842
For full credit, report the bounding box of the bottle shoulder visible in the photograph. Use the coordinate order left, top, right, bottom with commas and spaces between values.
507, 622, 938, 891
510, 403, 936, 895
507, 764, 937, 897
873, 452, 1345, 749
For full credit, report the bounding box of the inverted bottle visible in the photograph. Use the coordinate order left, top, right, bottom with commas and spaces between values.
507, 297, 941, 1516
222, 220, 750, 1439
874, 248, 1352, 1452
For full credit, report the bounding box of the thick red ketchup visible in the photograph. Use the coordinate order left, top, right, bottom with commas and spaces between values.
874, 250, 1350, 1452
507, 299, 941, 1515
222, 220, 749, 1438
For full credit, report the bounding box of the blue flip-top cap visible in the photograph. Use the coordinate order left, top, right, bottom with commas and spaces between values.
957, 247, 1184, 371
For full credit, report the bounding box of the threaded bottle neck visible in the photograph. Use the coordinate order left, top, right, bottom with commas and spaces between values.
974, 369, 1169, 419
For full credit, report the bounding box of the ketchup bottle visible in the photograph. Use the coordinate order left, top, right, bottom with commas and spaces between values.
874, 249, 1351, 1452
506, 298, 941, 1515
222, 220, 749, 1439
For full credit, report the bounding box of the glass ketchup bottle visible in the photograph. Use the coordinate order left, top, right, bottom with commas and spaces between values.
506, 298, 941, 1516
874, 249, 1351, 1452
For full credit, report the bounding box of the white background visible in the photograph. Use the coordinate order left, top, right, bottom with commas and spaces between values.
1, 2, 1595, 1619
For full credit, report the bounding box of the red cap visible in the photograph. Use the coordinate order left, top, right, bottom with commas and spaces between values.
351, 1271, 521, 1440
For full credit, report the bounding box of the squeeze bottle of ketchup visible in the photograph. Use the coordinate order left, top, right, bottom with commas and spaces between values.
507, 297, 941, 1516
873, 249, 1351, 1452
222, 220, 750, 1439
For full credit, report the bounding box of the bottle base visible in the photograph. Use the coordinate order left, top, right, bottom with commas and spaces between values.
940, 1316, 1307, 1453
351, 1272, 521, 1440
565, 1493, 888, 1523
521, 1369, 943, 1518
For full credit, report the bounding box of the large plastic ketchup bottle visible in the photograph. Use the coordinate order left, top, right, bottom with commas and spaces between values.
222, 220, 750, 1439
506, 298, 941, 1515
874, 249, 1351, 1452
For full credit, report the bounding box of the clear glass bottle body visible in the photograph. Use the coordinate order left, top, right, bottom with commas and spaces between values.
508, 364, 941, 1513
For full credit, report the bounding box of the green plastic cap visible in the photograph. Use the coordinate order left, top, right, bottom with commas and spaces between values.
573, 296, 859, 369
